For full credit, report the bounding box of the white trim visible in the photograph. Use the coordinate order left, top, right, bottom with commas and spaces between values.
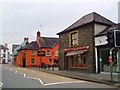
0, 82, 3, 87
95, 47, 98, 73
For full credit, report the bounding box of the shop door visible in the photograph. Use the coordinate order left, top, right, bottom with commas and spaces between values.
22, 59, 26, 67
64, 53, 68, 70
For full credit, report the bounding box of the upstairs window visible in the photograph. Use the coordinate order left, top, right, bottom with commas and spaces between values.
55, 50, 59, 56
46, 50, 50, 56
31, 50, 35, 56
69, 31, 78, 46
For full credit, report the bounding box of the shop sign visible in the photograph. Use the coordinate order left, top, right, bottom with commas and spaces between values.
38, 50, 45, 56
64, 45, 90, 52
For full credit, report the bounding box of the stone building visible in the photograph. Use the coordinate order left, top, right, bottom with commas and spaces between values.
57, 12, 115, 72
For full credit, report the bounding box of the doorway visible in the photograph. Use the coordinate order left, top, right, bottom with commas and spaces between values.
22, 59, 26, 67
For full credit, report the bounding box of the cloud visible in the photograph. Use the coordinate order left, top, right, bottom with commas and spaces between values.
0, 1, 119, 53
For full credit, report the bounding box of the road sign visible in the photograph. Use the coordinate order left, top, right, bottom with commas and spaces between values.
109, 56, 112, 62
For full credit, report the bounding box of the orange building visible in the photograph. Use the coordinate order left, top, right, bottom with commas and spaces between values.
16, 31, 59, 67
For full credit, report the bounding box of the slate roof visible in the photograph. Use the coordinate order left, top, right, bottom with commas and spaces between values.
95, 23, 120, 37
12, 45, 19, 52
13, 40, 29, 55
38, 37, 58, 48
20, 41, 39, 50
57, 12, 115, 35
0, 45, 9, 50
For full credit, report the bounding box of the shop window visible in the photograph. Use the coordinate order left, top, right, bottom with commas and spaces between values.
72, 54, 86, 67
46, 50, 50, 56
31, 58, 35, 64
69, 31, 78, 47
31, 50, 35, 56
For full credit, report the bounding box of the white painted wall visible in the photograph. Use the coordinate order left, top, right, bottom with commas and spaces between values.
94, 24, 108, 35
0, 49, 9, 64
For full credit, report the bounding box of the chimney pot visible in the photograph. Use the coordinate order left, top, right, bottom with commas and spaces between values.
24, 38, 28, 41
37, 31, 40, 37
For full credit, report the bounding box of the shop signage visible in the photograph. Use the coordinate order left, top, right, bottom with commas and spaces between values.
38, 50, 45, 56
64, 45, 90, 52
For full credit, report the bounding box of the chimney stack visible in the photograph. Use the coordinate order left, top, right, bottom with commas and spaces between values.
24, 37, 29, 41
4, 43, 8, 48
37, 31, 41, 38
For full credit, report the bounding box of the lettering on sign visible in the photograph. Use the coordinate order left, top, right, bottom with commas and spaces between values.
64, 45, 90, 52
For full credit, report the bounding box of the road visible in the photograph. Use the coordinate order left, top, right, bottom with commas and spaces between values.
0, 64, 117, 88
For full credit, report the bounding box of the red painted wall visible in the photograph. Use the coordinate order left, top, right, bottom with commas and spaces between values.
15, 43, 58, 67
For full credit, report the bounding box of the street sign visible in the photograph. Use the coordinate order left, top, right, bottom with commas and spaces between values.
109, 56, 112, 62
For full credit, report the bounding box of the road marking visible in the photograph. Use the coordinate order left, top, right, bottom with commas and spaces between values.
0, 82, 3, 87
44, 81, 85, 86
2, 66, 86, 86
15, 71, 17, 74
38, 79, 44, 85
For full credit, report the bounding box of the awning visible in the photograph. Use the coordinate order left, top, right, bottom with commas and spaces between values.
66, 50, 87, 56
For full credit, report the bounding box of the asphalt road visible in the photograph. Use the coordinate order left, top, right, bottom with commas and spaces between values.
0, 64, 117, 88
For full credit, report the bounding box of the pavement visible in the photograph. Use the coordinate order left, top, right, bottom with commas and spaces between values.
26, 67, 120, 88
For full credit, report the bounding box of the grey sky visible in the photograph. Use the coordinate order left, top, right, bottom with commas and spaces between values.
0, 0, 119, 53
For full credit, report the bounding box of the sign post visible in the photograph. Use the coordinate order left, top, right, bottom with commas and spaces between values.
118, 48, 120, 77
109, 47, 114, 81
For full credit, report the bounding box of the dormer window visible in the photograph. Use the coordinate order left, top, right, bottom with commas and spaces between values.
69, 31, 78, 47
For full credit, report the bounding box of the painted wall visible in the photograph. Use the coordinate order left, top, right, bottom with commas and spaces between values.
16, 44, 58, 67
94, 23, 108, 35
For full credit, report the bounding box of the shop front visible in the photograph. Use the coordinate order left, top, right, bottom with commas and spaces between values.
98, 47, 119, 73
64, 45, 89, 70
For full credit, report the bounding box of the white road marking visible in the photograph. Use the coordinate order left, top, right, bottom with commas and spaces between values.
2, 66, 85, 86
44, 81, 85, 86
15, 71, 17, 74
0, 82, 3, 87
38, 79, 44, 85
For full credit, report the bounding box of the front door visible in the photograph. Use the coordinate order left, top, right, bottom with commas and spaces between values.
22, 59, 26, 67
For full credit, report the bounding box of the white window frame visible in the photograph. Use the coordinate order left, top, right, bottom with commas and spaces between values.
46, 50, 50, 56
31, 50, 35, 56
55, 50, 59, 56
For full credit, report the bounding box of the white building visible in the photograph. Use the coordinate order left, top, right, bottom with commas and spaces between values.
0, 44, 10, 64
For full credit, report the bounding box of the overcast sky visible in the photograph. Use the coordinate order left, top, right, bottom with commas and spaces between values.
0, 0, 119, 53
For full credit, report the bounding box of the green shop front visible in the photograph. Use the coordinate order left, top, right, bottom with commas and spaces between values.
97, 46, 119, 73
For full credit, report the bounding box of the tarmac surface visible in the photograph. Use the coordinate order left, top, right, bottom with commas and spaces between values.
1, 64, 120, 88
